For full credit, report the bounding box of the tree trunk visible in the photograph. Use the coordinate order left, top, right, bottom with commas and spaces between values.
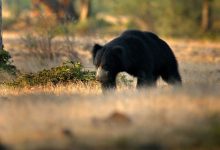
0, 0, 3, 50
201, 0, 212, 32
32, 0, 79, 22
79, 0, 91, 22
58, 0, 79, 21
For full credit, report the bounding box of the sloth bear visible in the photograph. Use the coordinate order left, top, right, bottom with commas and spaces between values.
92, 30, 182, 91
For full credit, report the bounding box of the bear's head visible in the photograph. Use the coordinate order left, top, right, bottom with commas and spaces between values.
92, 43, 123, 89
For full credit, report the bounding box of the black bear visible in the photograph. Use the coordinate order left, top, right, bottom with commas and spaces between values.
92, 30, 182, 91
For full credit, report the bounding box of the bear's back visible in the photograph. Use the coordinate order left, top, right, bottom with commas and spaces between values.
121, 30, 159, 41
121, 30, 178, 73
121, 30, 163, 54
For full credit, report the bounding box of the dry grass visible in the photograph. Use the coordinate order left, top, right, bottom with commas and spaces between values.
0, 33, 220, 149
0, 84, 220, 150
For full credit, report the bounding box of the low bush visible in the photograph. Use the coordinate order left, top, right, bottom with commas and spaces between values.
7, 61, 96, 87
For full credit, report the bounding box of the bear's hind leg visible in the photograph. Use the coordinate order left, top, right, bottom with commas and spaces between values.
137, 72, 156, 88
161, 69, 182, 86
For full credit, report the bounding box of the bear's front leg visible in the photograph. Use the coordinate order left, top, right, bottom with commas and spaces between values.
100, 73, 117, 93
101, 80, 116, 93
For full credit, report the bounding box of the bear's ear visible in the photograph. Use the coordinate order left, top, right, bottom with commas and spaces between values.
92, 43, 103, 58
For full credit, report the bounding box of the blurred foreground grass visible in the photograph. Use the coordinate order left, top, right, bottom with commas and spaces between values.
0, 84, 220, 150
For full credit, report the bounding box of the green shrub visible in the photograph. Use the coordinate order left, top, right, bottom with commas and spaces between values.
0, 48, 17, 76
8, 61, 96, 87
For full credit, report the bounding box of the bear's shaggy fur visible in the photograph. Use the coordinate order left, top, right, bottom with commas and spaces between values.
92, 30, 182, 91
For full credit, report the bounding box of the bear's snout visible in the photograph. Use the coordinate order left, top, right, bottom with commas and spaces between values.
96, 67, 109, 82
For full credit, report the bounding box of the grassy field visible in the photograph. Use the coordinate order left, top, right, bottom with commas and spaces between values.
0, 33, 220, 150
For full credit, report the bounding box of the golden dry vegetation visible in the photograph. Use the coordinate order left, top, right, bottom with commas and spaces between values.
0, 33, 220, 150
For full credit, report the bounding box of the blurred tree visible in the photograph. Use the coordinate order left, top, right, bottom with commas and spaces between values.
32, 0, 79, 21
79, 0, 91, 22
4, 0, 31, 18
156, 0, 202, 36
0, 0, 2, 49
0, 0, 17, 75
3, 0, 220, 37
32, 0, 91, 22
201, 0, 213, 32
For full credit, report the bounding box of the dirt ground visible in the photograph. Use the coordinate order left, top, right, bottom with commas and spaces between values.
0, 32, 220, 150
